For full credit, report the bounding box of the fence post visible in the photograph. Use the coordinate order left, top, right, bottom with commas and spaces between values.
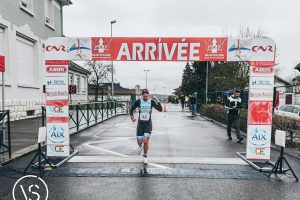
106, 101, 109, 119
41, 106, 45, 127
7, 111, 11, 158
101, 102, 104, 121
76, 104, 79, 131
87, 104, 90, 127
95, 103, 98, 124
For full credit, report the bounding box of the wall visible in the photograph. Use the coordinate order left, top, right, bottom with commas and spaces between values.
0, 0, 64, 121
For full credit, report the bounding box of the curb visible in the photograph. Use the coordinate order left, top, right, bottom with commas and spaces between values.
200, 115, 300, 160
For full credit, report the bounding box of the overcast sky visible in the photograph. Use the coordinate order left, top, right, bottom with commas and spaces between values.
63, 0, 300, 94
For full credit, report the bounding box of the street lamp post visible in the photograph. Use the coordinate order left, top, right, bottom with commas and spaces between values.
205, 62, 209, 103
144, 69, 150, 89
110, 20, 116, 100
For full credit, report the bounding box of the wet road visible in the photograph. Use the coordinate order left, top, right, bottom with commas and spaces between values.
1, 104, 300, 200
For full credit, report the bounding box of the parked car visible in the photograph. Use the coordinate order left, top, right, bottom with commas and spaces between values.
275, 104, 300, 119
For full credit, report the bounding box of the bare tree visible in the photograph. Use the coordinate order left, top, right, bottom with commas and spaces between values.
86, 61, 112, 101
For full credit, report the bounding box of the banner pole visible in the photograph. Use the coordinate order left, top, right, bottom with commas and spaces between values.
1, 72, 5, 158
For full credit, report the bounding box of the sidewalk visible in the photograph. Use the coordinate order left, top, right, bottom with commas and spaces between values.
0, 117, 42, 162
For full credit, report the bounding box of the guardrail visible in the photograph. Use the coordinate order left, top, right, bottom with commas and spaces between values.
0, 110, 11, 159
42, 101, 131, 133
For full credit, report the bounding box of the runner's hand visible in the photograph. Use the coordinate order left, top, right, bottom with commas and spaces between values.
131, 116, 137, 122
152, 96, 159, 102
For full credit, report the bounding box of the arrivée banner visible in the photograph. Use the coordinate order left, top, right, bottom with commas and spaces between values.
45, 37, 276, 64
45, 36, 276, 159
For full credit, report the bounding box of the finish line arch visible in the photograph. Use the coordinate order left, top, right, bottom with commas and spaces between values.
44, 37, 276, 161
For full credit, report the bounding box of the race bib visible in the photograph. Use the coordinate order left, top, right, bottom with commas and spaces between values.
139, 113, 150, 121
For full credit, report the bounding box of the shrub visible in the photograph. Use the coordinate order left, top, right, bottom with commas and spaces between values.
200, 104, 300, 149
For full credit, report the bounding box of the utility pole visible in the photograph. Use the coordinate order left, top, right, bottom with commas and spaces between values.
110, 20, 116, 100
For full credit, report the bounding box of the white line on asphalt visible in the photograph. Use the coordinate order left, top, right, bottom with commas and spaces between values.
84, 144, 130, 158
87, 132, 167, 145
68, 156, 248, 165
148, 162, 170, 169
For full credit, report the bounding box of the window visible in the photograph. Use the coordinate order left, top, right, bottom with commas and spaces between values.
76, 75, 80, 93
69, 73, 73, 85
81, 76, 86, 94
16, 36, 35, 85
45, 0, 54, 29
20, 0, 34, 16
0, 28, 3, 54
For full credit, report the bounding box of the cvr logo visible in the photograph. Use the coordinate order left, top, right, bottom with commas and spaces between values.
45, 45, 66, 52
252, 45, 273, 52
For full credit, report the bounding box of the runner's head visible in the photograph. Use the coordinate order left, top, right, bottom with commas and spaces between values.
142, 89, 150, 100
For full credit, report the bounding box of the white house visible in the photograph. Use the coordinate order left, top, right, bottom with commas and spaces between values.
0, 0, 72, 120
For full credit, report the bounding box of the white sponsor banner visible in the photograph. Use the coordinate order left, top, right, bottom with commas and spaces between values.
250, 38, 276, 62
68, 37, 92, 60
45, 76, 68, 87
249, 76, 274, 90
45, 37, 69, 60
46, 105, 69, 118
246, 125, 272, 160
46, 122, 70, 157
227, 38, 276, 62
249, 90, 274, 101
227, 38, 252, 61
45, 86, 69, 101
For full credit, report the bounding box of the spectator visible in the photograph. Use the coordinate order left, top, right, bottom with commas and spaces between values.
189, 95, 197, 116
225, 90, 244, 143
180, 95, 185, 111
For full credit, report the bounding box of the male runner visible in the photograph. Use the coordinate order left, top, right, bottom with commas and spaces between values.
130, 89, 162, 164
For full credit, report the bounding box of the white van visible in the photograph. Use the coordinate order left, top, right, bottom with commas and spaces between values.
275, 105, 300, 120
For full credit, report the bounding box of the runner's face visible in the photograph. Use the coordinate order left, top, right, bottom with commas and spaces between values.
235, 92, 240, 97
143, 93, 149, 100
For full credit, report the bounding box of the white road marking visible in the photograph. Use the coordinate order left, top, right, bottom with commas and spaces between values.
68, 156, 248, 165
84, 144, 130, 158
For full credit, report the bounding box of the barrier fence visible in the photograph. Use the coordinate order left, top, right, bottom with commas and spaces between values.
42, 101, 131, 134
0, 110, 11, 159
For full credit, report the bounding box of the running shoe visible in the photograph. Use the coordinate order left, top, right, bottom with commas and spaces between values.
143, 155, 148, 164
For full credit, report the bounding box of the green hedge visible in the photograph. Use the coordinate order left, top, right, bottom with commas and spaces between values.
200, 104, 300, 149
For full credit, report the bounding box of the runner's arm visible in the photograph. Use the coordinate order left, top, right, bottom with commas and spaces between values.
130, 99, 140, 116
151, 99, 163, 112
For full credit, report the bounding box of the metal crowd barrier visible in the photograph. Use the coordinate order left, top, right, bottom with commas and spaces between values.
42, 101, 131, 133
0, 110, 11, 159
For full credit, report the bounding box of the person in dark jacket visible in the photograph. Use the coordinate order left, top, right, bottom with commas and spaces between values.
130, 89, 162, 164
189, 95, 197, 116
225, 90, 244, 143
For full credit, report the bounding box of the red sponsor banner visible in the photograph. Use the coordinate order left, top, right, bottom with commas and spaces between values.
248, 101, 273, 125
45, 60, 70, 65
46, 65, 68, 73
251, 66, 274, 74
249, 61, 275, 67
46, 99, 69, 106
47, 117, 69, 123
91, 37, 227, 61
0, 55, 5, 72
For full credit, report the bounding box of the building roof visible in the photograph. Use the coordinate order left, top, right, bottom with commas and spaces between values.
88, 83, 135, 95
57, 0, 73, 6
275, 75, 292, 85
69, 61, 91, 75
